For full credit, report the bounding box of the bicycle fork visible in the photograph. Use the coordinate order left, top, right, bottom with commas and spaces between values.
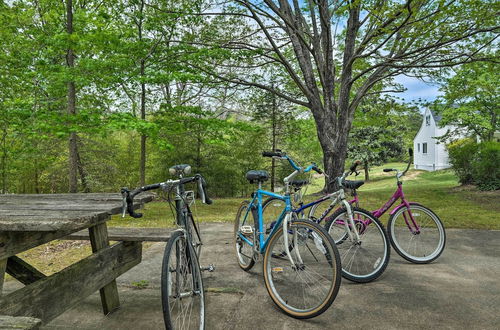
282, 212, 304, 269
341, 199, 361, 242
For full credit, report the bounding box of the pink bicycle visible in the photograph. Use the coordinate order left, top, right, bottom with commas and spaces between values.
322, 149, 446, 264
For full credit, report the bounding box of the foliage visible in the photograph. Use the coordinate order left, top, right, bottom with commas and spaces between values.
447, 139, 479, 185
471, 142, 500, 191
447, 139, 499, 190
434, 60, 500, 141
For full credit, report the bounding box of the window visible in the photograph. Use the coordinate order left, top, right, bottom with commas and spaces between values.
425, 115, 431, 126
417, 143, 420, 152
423, 143, 427, 154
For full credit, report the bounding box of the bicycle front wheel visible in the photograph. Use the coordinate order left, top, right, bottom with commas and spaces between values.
388, 203, 446, 264
325, 207, 390, 283
161, 230, 205, 330
263, 219, 341, 319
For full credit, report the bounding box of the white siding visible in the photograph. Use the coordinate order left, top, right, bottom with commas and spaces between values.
413, 108, 452, 171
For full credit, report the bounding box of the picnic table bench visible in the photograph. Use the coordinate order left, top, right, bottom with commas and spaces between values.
0, 193, 166, 326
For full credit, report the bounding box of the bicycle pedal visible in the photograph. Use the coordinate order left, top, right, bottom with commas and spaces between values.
240, 225, 253, 236
201, 264, 215, 272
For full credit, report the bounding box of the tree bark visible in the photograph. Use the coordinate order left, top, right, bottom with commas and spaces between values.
66, 0, 78, 193
271, 93, 277, 192
138, 0, 146, 186
364, 161, 370, 181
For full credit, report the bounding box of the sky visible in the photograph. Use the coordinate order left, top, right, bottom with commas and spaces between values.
390, 75, 443, 106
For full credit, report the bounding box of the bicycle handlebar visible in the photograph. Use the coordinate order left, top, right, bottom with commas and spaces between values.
121, 174, 212, 218
262, 150, 323, 174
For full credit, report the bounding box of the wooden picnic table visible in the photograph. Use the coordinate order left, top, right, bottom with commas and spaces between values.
0, 193, 154, 325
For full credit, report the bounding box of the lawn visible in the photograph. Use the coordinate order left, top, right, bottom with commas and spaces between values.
109, 163, 499, 230
7, 164, 498, 279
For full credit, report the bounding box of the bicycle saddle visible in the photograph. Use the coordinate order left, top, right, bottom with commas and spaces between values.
290, 180, 309, 187
343, 180, 364, 190
246, 170, 269, 183
169, 164, 191, 176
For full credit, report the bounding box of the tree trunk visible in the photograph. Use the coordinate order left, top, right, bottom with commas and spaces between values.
66, 0, 78, 193
271, 93, 277, 192
139, 59, 146, 186
1, 127, 7, 194
364, 161, 370, 181
313, 110, 349, 193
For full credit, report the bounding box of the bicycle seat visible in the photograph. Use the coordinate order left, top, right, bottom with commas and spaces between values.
169, 164, 192, 176
343, 180, 364, 190
290, 180, 309, 188
246, 170, 269, 183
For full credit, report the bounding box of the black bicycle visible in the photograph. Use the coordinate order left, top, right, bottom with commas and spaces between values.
121, 164, 213, 330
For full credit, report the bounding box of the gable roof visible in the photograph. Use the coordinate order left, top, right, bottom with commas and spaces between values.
430, 110, 442, 124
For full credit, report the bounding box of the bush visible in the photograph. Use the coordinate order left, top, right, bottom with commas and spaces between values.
472, 142, 500, 191
447, 139, 500, 190
447, 139, 478, 185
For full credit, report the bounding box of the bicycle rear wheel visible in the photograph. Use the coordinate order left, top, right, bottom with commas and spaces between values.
161, 230, 205, 330
263, 219, 341, 319
388, 203, 445, 264
234, 201, 256, 271
325, 207, 390, 283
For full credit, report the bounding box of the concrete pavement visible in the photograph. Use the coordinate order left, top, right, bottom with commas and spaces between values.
6, 223, 498, 329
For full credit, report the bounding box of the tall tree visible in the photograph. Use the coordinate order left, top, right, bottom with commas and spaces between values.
435, 60, 499, 141
193, 0, 499, 191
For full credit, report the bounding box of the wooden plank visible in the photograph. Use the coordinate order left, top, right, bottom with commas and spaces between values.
0, 193, 154, 232
6, 257, 45, 285
88, 224, 120, 315
0, 259, 6, 296
0, 315, 41, 329
0, 241, 141, 324
0, 213, 109, 232
64, 227, 172, 242
0, 230, 78, 259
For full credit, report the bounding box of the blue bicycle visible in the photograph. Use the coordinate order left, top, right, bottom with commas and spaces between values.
234, 151, 341, 319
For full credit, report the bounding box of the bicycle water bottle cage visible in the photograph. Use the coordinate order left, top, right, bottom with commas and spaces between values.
245, 170, 269, 184
169, 164, 191, 177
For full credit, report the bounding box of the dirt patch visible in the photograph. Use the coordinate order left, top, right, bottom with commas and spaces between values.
450, 184, 500, 211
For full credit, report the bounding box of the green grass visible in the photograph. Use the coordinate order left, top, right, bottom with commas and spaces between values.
109, 163, 499, 230
8, 163, 497, 282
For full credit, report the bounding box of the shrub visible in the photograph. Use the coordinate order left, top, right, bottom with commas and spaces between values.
447, 139, 478, 185
472, 142, 500, 191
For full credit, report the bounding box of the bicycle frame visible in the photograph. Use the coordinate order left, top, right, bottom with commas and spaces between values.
292, 189, 360, 241
238, 188, 292, 254
349, 182, 421, 234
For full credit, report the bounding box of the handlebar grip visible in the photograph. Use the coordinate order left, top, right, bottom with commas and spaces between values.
383, 168, 394, 173
312, 165, 323, 174
350, 160, 361, 172
262, 151, 283, 158
199, 175, 213, 205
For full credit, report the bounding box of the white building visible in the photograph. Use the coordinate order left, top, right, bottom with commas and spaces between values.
413, 108, 455, 171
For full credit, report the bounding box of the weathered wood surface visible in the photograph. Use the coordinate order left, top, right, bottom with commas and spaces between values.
65, 227, 172, 242
88, 224, 120, 315
0, 241, 142, 324
0, 229, 76, 260
5, 257, 45, 286
0, 193, 154, 232
0, 259, 6, 295
0, 315, 41, 329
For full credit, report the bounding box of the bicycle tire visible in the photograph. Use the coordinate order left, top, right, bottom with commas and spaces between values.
388, 203, 446, 264
325, 207, 390, 283
234, 201, 256, 271
263, 218, 341, 319
161, 230, 205, 330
